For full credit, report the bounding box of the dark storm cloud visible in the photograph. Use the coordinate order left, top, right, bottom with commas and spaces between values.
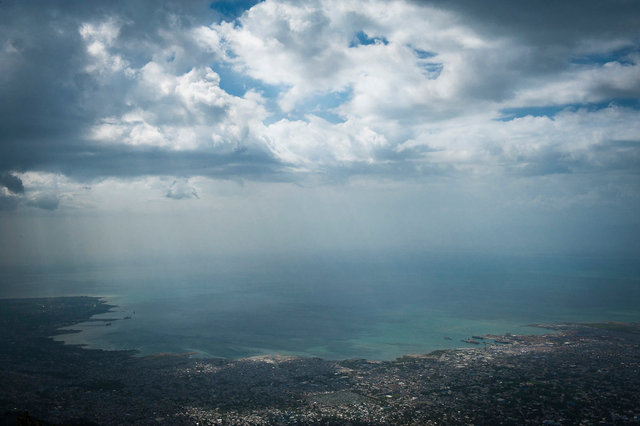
414, 0, 640, 103
0, 0, 285, 181
0, 173, 24, 194
27, 194, 59, 211
421, 0, 640, 46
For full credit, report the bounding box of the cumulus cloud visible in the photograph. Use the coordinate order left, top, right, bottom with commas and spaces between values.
0, 0, 638, 189
166, 179, 200, 200
195, 0, 640, 176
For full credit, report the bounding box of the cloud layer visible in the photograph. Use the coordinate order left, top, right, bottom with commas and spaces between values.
0, 0, 639, 212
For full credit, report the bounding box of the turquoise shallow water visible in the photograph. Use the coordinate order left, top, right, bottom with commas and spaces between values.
3, 252, 639, 360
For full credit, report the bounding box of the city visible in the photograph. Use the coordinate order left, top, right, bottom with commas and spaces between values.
2, 297, 639, 424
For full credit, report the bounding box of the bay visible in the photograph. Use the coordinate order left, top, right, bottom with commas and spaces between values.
2, 251, 638, 360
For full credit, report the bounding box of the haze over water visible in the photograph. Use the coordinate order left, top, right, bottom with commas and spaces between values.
3, 251, 638, 360
1, 1, 639, 362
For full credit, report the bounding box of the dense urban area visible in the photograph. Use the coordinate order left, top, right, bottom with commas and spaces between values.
1, 297, 639, 425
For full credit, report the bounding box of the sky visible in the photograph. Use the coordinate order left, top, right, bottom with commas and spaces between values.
0, 0, 639, 268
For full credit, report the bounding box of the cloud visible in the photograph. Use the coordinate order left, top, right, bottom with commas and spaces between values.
408, 104, 640, 177
166, 179, 199, 200
422, 0, 640, 47
27, 194, 59, 211
0, 173, 24, 211
0, 173, 24, 194
0, 0, 638, 193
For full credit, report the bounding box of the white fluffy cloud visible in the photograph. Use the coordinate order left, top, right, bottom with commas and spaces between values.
88, 61, 270, 152
8, 0, 638, 181
190, 0, 640, 173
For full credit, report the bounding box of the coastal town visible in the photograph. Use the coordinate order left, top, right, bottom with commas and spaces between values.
1, 297, 639, 425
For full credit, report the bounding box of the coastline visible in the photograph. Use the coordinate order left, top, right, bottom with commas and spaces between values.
49, 296, 555, 361
1, 296, 639, 424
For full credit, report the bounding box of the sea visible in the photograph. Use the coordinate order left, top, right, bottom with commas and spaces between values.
1, 251, 639, 360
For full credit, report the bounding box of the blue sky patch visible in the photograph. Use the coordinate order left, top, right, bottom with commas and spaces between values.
209, 0, 262, 21
411, 47, 441, 79
570, 46, 638, 66
420, 62, 443, 79
349, 31, 389, 47
412, 48, 437, 59
262, 88, 352, 125
286, 88, 352, 124
213, 62, 283, 99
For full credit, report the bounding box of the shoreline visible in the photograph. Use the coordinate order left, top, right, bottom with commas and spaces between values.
2, 296, 639, 424
45, 296, 556, 362
9, 294, 640, 362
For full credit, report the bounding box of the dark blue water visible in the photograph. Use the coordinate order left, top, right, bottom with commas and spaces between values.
2, 251, 639, 360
